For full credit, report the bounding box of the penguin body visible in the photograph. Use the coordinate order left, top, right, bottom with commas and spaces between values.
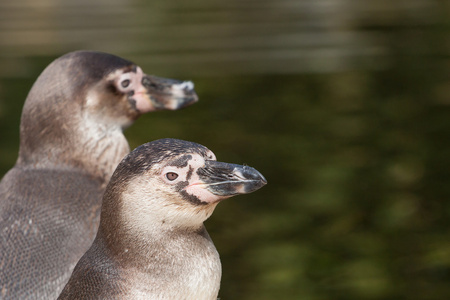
0, 51, 197, 299
58, 138, 267, 300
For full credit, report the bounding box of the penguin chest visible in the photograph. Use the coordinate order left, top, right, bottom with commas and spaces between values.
124, 245, 222, 300
180, 247, 222, 299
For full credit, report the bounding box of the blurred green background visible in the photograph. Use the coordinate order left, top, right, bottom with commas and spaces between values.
1, 1, 449, 299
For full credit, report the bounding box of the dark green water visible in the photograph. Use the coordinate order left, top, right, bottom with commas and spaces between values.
1, 1, 449, 299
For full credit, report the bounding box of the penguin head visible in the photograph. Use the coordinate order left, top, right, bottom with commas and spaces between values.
79, 52, 198, 128
25, 50, 197, 125
103, 138, 267, 230
18, 51, 197, 167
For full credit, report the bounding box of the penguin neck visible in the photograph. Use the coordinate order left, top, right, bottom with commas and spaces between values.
98, 192, 217, 266
17, 112, 130, 185
73, 120, 130, 184
100, 220, 214, 269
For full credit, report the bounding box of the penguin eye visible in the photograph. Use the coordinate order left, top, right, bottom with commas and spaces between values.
121, 79, 131, 88
166, 172, 178, 181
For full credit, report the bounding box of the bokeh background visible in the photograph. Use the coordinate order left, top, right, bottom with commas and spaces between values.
1, 1, 449, 299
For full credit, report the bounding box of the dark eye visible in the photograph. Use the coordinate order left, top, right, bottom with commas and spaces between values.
166, 172, 178, 181
121, 79, 130, 88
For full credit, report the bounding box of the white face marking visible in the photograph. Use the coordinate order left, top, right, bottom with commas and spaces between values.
160, 152, 227, 204
184, 182, 228, 204
160, 154, 204, 184
112, 66, 155, 113
114, 67, 144, 94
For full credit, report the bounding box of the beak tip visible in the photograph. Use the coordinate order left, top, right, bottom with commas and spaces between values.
257, 177, 268, 190
246, 168, 267, 193
251, 167, 267, 185
143, 76, 199, 110
179, 93, 198, 108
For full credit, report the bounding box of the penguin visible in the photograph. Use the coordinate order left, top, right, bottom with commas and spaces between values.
0, 51, 198, 299
57, 138, 267, 300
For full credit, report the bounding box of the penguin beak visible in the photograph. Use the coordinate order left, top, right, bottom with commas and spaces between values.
141, 75, 198, 110
196, 161, 267, 197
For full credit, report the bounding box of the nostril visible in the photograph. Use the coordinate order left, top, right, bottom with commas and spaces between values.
141, 77, 151, 87
142, 77, 161, 90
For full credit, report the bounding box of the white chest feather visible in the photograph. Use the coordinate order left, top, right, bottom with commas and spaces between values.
121, 246, 221, 300
77, 114, 129, 180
